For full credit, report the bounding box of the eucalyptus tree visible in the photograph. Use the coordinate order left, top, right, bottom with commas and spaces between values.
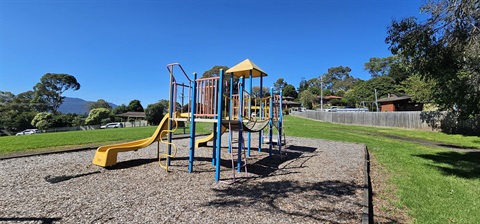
32, 73, 80, 114
386, 0, 479, 118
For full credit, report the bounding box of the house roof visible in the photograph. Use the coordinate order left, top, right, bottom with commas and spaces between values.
282, 100, 301, 105
318, 95, 342, 100
377, 94, 411, 103
226, 59, 268, 78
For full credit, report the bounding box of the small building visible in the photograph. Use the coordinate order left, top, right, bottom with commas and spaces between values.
282, 96, 301, 111
377, 94, 423, 112
318, 95, 343, 105
116, 111, 147, 127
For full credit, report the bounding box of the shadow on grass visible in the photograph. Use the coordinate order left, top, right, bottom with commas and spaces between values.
436, 143, 479, 150
206, 180, 360, 222
415, 151, 480, 179
0, 217, 61, 224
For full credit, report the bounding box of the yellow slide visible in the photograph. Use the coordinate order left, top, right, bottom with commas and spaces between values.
92, 114, 172, 167
195, 126, 227, 148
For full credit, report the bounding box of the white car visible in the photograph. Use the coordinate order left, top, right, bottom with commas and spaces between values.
16, 129, 41, 136
325, 106, 338, 112
100, 122, 123, 129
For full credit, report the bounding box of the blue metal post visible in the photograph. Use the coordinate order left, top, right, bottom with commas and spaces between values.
212, 77, 219, 165
258, 72, 263, 152
278, 91, 283, 155
212, 122, 217, 166
229, 74, 234, 120
228, 74, 233, 153
215, 69, 225, 182
237, 77, 244, 173
188, 73, 197, 173
247, 71, 252, 156
269, 87, 274, 157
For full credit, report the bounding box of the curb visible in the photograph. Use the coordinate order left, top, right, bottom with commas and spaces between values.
0, 134, 205, 161
362, 145, 374, 224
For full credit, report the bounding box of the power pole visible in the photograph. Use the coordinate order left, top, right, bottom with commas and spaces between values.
320, 75, 323, 111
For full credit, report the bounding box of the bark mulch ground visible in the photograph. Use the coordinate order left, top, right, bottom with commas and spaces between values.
1, 135, 365, 223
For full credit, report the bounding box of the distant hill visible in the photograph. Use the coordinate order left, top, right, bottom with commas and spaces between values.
58, 97, 117, 115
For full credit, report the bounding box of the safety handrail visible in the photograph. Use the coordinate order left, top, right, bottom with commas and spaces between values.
166, 63, 192, 83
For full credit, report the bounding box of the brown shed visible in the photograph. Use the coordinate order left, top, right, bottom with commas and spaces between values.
377, 94, 423, 112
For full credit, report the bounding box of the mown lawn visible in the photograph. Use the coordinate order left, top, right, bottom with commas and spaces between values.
284, 115, 480, 223
0, 122, 211, 155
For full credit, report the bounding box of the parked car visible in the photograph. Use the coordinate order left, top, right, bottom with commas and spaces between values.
325, 106, 368, 112
324, 106, 338, 112
100, 122, 123, 129
16, 129, 41, 136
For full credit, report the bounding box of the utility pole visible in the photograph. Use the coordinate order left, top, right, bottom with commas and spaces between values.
374, 89, 379, 112
320, 75, 323, 111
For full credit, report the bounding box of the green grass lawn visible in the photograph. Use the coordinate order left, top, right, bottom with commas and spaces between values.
284, 115, 480, 223
0, 122, 211, 155
2, 115, 479, 223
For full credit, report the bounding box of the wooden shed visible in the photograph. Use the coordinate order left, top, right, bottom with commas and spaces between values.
377, 94, 423, 112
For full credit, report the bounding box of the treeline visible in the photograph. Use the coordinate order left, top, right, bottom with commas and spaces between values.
277, 0, 479, 122
0, 72, 172, 134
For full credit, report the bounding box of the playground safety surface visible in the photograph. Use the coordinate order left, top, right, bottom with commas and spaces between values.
0, 135, 365, 223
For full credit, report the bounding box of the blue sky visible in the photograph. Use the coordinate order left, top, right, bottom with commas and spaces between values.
0, 0, 426, 107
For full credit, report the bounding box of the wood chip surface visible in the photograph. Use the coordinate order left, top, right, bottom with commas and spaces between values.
1, 134, 364, 223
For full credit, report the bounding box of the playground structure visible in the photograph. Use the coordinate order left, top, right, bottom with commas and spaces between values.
92, 59, 285, 182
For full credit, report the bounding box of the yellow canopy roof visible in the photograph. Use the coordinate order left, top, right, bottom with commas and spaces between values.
226, 59, 268, 78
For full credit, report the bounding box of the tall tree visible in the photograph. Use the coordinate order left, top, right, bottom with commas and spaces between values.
88, 99, 112, 110
298, 89, 316, 109
251, 86, 270, 98
202, 65, 239, 94
145, 101, 166, 125
398, 74, 436, 103
112, 104, 128, 114
297, 77, 310, 93
32, 73, 80, 114
85, 108, 111, 125
126, 99, 144, 112
0, 91, 36, 132
202, 65, 229, 78
322, 66, 359, 94
364, 56, 410, 84
386, 0, 480, 118
31, 112, 54, 130
156, 99, 170, 114
282, 84, 298, 99
14, 91, 35, 112
364, 57, 393, 77
273, 78, 288, 94
343, 76, 398, 107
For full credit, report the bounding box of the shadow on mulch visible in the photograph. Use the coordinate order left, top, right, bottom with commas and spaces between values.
204, 144, 364, 222
45, 171, 101, 184
206, 179, 361, 222
414, 151, 480, 179
108, 158, 158, 170
0, 217, 61, 224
